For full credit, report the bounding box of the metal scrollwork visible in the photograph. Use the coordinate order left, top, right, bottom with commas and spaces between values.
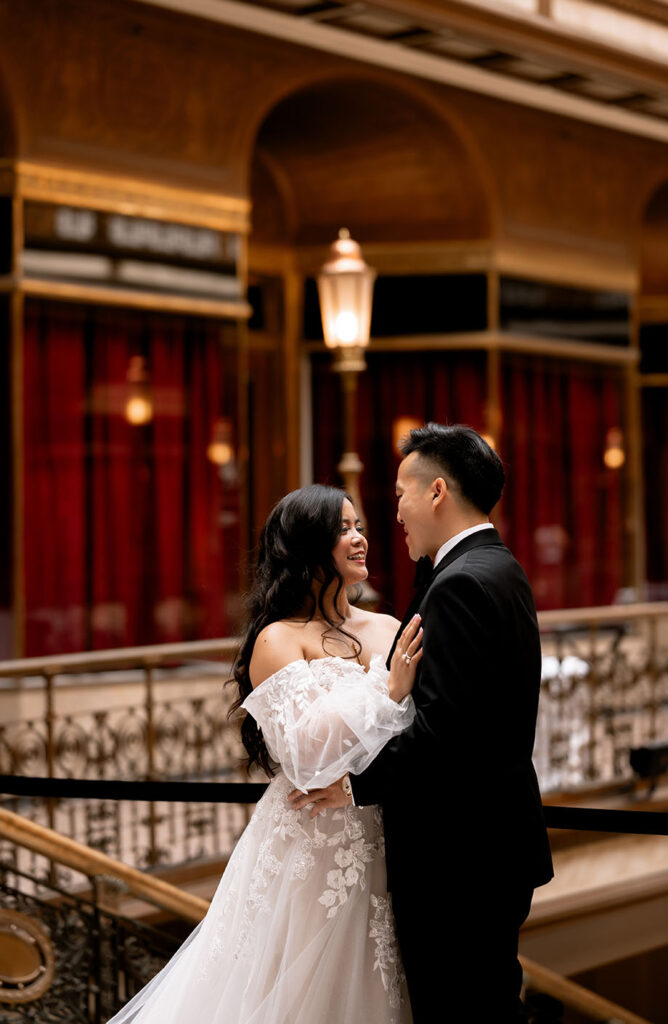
536, 618, 668, 792
0, 869, 182, 1023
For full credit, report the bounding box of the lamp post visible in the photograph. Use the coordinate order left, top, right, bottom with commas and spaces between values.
317, 228, 376, 522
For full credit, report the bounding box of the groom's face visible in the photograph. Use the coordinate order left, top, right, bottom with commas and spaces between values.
395, 453, 438, 562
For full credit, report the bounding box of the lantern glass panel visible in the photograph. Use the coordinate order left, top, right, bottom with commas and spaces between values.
318, 270, 374, 349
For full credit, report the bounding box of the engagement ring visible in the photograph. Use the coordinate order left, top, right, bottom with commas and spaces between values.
402, 653, 411, 664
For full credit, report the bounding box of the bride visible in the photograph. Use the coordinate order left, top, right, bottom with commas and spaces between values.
106, 484, 423, 1024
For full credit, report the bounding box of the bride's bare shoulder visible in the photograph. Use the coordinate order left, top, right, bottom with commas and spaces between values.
249, 621, 307, 688
352, 607, 400, 631
375, 611, 401, 630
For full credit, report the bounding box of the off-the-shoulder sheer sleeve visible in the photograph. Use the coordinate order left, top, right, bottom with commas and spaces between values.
241, 654, 415, 792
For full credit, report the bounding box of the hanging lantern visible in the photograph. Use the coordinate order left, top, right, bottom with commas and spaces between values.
124, 355, 153, 425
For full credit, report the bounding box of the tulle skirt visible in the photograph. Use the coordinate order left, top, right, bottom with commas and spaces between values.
105, 772, 412, 1024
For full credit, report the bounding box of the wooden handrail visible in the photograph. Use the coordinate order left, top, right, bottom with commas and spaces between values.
0, 637, 239, 678
0, 806, 208, 924
520, 956, 651, 1024
537, 601, 668, 628
0, 807, 653, 1021
0, 601, 666, 679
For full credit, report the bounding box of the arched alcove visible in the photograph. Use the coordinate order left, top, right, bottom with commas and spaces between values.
250, 76, 492, 245
245, 76, 494, 604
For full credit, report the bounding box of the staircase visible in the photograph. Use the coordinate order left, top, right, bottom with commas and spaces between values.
0, 807, 653, 1023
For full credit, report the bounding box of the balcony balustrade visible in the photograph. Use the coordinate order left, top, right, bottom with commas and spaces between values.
0, 604, 667, 882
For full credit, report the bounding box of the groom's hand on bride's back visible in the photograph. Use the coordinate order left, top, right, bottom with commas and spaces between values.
288, 776, 352, 817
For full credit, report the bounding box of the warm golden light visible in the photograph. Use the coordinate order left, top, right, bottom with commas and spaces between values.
334, 310, 360, 345
207, 441, 234, 465
481, 433, 497, 451
207, 418, 235, 466
125, 395, 153, 425
603, 427, 625, 469
392, 416, 422, 454
124, 355, 153, 425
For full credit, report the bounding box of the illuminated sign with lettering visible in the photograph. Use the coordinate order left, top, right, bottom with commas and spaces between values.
21, 201, 243, 302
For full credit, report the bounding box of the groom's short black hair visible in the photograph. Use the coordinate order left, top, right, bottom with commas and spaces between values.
400, 423, 505, 515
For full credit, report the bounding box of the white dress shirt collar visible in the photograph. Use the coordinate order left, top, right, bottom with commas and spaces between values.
433, 522, 495, 569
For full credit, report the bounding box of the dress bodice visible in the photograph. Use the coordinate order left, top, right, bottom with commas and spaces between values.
242, 653, 414, 793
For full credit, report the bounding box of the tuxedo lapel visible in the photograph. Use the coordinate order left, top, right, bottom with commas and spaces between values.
386, 556, 432, 667
387, 530, 505, 668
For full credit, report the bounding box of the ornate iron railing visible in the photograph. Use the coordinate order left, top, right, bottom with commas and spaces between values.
0, 802, 656, 1024
0, 604, 667, 878
0, 866, 183, 1023
536, 603, 668, 792
0, 639, 249, 879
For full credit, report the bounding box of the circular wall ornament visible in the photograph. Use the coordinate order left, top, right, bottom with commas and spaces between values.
0, 909, 55, 1004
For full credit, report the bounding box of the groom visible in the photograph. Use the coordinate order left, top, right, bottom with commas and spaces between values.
292, 423, 553, 1021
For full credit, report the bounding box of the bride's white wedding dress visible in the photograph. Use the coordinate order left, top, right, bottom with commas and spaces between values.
106, 654, 415, 1024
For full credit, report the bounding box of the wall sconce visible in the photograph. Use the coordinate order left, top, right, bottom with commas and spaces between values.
207, 417, 237, 484
603, 427, 625, 469
207, 418, 235, 466
124, 355, 153, 425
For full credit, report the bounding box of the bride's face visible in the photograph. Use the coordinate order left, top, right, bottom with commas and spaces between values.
332, 498, 368, 585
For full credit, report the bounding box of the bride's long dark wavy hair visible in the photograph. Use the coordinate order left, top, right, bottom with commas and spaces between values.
230, 484, 362, 778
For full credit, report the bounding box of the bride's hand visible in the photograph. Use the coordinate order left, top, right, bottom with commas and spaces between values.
388, 615, 423, 702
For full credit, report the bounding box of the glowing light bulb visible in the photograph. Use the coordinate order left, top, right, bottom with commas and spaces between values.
207, 441, 234, 465
124, 355, 153, 425
334, 311, 359, 345
604, 446, 625, 469
603, 428, 625, 469
125, 394, 153, 425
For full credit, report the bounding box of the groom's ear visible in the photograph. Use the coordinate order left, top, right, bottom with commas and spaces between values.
431, 477, 448, 507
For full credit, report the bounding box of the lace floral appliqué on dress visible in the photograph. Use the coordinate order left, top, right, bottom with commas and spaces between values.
104, 655, 414, 1024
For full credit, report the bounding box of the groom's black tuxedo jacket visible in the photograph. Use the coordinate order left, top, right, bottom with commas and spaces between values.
351, 528, 554, 892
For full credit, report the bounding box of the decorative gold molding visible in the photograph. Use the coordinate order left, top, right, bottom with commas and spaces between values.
293, 236, 636, 292
295, 239, 493, 277
14, 277, 252, 320
0, 159, 251, 234
639, 372, 668, 386
306, 330, 638, 364
495, 234, 637, 293
137, 0, 668, 144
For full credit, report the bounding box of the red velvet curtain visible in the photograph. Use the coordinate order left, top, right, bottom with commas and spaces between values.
498, 355, 625, 609
23, 301, 240, 656
312, 349, 626, 619
0, 297, 11, 659
24, 303, 88, 653
312, 349, 487, 617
